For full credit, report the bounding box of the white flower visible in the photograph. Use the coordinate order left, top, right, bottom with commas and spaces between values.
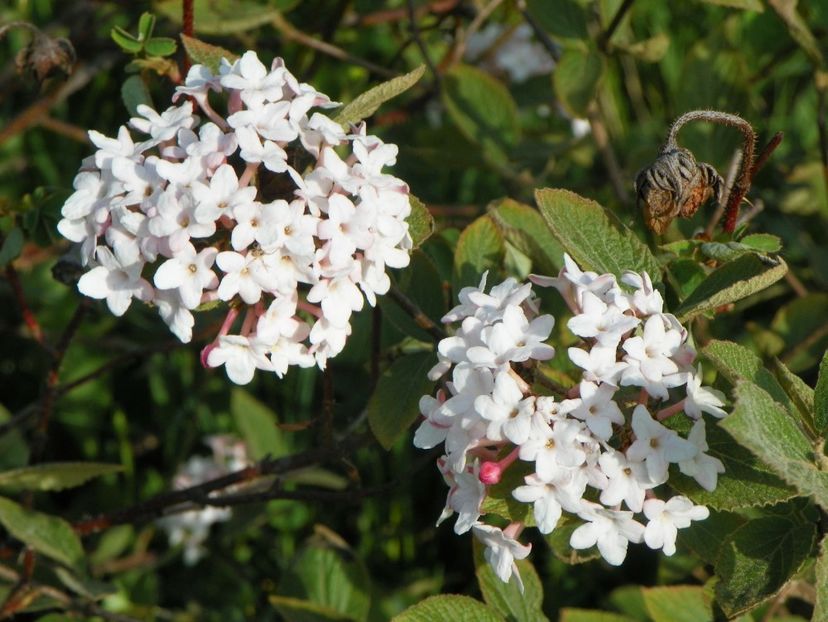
153, 245, 218, 309
684, 366, 727, 419
512, 470, 584, 534
436, 459, 486, 534
570, 502, 645, 566
235, 126, 288, 173
643, 496, 709, 555
216, 251, 264, 304
192, 163, 257, 223
622, 315, 682, 383
472, 524, 532, 591
154, 289, 194, 343
568, 345, 627, 385
558, 381, 624, 441
130, 102, 196, 142
678, 419, 725, 491
220, 51, 285, 107
206, 335, 273, 385
597, 450, 654, 512
77, 247, 153, 316
626, 405, 697, 483
475, 371, 526, 442
567, 291, 640, 347
467, 305, 555, 367
519, 418, 587, 479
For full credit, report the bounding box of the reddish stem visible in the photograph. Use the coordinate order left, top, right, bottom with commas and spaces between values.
4, 264, 43, 344
181, 0, 194, 74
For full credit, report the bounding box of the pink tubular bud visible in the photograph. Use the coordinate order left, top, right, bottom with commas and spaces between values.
479, 461, 502, 485
200, 343, 216, 368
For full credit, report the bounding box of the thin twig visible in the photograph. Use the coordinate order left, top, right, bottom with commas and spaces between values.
407, 0, 441, 89
272, 13, 397, 79
387, 284, 447, 342
598, 0, 635, 51
516, 0, 560, 62
353, 0, 460, 26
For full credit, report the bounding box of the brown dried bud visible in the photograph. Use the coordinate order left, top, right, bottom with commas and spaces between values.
15, 31, 75, 84
634, 147, 723, 234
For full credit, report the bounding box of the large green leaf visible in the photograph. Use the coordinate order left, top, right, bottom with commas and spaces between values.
772, 357, 816, 433
488, 198, 564, 277
269, 595, 354, 622
0, 462, 121, 492
721, 382, 828, 510
474, 540, 548, 622
231, 389, 288, 460
334, 65, 425, 127
816, 351, 828, 433
641, 586, 711, 622
0, 497, 83, 569
442, 65, 519, 167
120, 74, 152, 117
559, 611, 637, 622
525, 0, 588, 39
277, 544, 371, 622
367, 352, 436, 450
453, 215, 505, 291
407, 195, 435, 250
535, 188, 661, 283
553, 48, 604, 117
715, 515, 817, 617
392, 595, 505, 622
180, 34, 237, 71
702, 340, 796, 415
678, 509, 746, 565
668, 418, 796, 510
674, 254, 788, 322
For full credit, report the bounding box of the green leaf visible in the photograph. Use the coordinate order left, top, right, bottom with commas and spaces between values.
721, 382, 828, 510
367, 352, 436, 450
607, 585, 648, 621
678, 509, 746, 565
111, 26, 143, 54
277, 545, 371, 622
674, 254, 788, 322
715, 515, 817, 617
157, 0, 283, 35
772, 358, 816, 432
474, 540, 549, 622
0, 462, 121, 492
453, 215, 505, 291
740, 233, 782, 253
525, 0, 588, 39
554, 48, 604, 117
231, 389, 288, 460
0, 227, 24, 267
488, 198, 564, 277
667, 259, 708, 301
641, 586, 711, 622
442, 64, 519, 167
615, 34, 671, 63
702, 340, 795, 415
269, 595, 354, 622
768, 0, 824, 67
814, 536, 828, 622
535, 188, 661, 284
137, 12, 155, 41
120, 74, 152, 117
180, 34, 238, 72
0, 496, 83, 569
668, 417, 796, 510
696, 0, 764, 10
559, 610, 637, 622
144, 37, 177, 57
407, 195, 434, 249
334, 65, 425, 127
816, 351, 828, 433
772, 294, 828, 373
392, 595, 505, 622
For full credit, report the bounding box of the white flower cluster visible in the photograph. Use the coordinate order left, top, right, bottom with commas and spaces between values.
415, 255, 727, 589
158, 435, 249, 565
58, 51, 412, 384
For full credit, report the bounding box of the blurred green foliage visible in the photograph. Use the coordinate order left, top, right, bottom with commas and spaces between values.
0, 0, 827, 620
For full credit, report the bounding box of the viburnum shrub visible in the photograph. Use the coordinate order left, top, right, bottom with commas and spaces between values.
58, 50, 412, 383
415, 255, 723, 588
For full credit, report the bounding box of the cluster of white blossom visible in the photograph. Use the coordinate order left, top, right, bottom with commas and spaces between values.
464, 23, 555, 84
415, 255, 727, 589
158, 435, 249, 565
58, 51, 413, 384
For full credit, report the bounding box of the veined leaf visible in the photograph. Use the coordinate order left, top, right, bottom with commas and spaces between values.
0, 462, 122, 492
0, 497, 83, 569
392, 595, 505, 622
334, 65, 425, 127
231, 389, 288, 460
816, 351, 828, 433
535, 188, 661, 284
488, 198, 564, 276
474, 540, 549, 622
407, 195, 434, 249
554, 48, 604, 117
180, 34, 237, 71
453, 215, 505, 291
